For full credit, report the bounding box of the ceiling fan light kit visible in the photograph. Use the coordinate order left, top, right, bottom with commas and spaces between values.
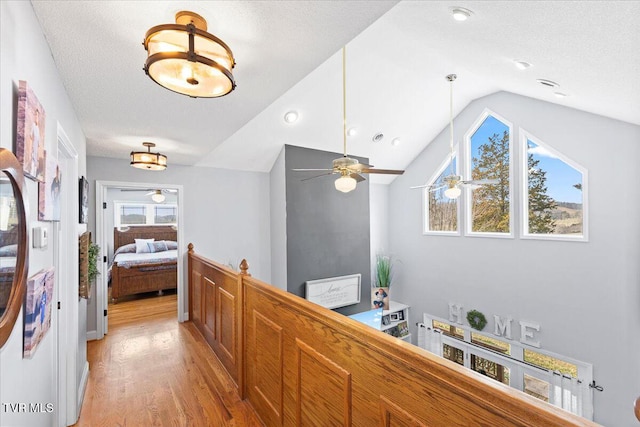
143, 11, 236, 98
151, 190, 166, 203
130, 142, 167, 171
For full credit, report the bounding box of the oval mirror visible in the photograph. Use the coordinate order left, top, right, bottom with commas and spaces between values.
0, 148, 29, 348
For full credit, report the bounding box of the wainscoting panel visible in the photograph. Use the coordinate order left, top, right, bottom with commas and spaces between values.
191, 270, 202, 327
203, 277, 216, 341
379, 396, 426, 427
249, 309, 284, 426
296, 338, 352, 427
217, 286, 236, 363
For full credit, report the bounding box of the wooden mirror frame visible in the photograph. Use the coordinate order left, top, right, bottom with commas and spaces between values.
0, 148, 29, 348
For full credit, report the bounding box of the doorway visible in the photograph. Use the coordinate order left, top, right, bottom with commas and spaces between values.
93, 180, 185, 339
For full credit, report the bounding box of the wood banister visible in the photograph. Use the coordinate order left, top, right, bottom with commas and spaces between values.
635, 396, 640, 422
187, 249, 599, 427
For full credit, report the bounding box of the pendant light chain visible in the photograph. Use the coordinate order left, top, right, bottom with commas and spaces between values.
342, 46, 347, 157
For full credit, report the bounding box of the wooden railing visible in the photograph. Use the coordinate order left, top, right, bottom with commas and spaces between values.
188, 245, 599, 426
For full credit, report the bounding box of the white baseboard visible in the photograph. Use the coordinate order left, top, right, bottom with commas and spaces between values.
182, 311, 189, 322
76, 361, 89, 419
86, 330, 97, 341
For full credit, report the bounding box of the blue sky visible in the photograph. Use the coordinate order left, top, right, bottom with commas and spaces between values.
469, 116, 583, 204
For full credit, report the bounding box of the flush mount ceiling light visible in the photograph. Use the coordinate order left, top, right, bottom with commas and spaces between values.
391, 138, 401, 147
151, 190, 166, 203
143, 11, 236, 98
451, 7, 473, 21
284, 110, 299, 123
130, 142, 167, 171
347, 127, 357, 137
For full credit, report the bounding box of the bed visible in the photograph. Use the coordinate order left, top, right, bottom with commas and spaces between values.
110, 225, 178, 301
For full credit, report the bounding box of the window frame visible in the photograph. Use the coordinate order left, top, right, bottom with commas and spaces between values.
520, 129, 589, 242
422, 146, 461, 236
463, 109, 515, 239
114, 201, 178, 228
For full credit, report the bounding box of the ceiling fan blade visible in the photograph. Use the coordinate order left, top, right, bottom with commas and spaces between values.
348, 162, 374, 172
410, 183, 446, 190
163, 189, 178, 193
145, 191, 155, 196
301, 172, 335, 182
120, 188, 153, 192
462, 179, 499, 185
293, 168, 335, 172
360, 168, 405, 175
350, 173, 366, 182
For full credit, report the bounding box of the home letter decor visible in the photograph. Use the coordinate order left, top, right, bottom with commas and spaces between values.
493, 315, 513, 339
448, 303, 464, 325
519, 321, 541, 348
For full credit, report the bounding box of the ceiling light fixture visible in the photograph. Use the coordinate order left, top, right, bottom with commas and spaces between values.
143, 11, 236, 98
391, 138, 401, 147
284, 110, 299, 123
347, 127, 357, 137
514, 60, 532, 70
151, 190, 166, 203
130, 142, 167, 171
335, 172, 357, 193
451, 7, 473, 21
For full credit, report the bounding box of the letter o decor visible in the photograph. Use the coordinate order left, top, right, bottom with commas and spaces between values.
466, 309, 487, 331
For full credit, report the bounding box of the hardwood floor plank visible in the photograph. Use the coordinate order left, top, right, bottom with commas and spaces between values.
74, 293, 263, 427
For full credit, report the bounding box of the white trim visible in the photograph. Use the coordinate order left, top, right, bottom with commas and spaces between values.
95, 180, 186, 337
77, 361, 89, 415
422, 146, 461, 236
86, 330, 97, 341
464, 109, 515, 239
519, 129, 589, 242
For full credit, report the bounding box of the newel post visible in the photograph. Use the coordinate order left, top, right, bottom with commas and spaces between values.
237, 258, 249, 400
634, 396, 640, 422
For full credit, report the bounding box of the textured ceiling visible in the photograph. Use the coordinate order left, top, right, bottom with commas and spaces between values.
32, 1, 640, 183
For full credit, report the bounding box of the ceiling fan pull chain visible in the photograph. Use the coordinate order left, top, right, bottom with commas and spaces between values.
343, 46, 347, 157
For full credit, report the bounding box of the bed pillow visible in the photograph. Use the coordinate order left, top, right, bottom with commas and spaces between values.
147, 240, 168, 253
114, 243, 136, 257
134, 238, 155, 254
165, 240, 178, 250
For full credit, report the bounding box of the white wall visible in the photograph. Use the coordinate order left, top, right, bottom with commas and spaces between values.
0, 2, 87, 426
387, 91, 640, 426
86, 156, 271, 327
269, 147, 287, 290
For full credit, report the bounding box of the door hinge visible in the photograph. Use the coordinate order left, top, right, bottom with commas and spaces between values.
104, 309, 108, 316
103, 255, 107, 263
57, 301, 61, 310
103, 202, 107, 209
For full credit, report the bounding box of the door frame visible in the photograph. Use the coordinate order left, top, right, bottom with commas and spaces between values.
94, 180, 185, 339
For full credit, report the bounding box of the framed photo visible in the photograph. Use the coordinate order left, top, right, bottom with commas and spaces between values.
382, 315, 390, 326
397, 321, 409, 337
397, 311, 405, 321
79, 176, 88, 224
390, 312, 400, 322
24, 267, 55, 358
38, 151, 61, 221
16, 80, 46, 181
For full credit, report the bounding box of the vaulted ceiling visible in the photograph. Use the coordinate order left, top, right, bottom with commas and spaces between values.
32, 1, 640, 184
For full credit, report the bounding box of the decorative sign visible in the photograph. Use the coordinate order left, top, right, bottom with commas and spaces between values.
305, 274, 361, 309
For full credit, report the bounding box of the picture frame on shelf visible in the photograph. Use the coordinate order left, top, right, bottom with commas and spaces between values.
390, 312, 400, 322
382, 315, 390, 326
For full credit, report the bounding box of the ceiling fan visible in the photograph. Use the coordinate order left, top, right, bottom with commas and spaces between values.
410, 74, 497, 198
292, 46, 404, 193
120, 188, 177, 203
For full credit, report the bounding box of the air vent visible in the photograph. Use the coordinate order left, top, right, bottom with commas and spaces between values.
536, 79, 559, 88
372, 133, 384, 143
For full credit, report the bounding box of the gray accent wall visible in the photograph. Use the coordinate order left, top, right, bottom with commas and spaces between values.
269, 147, 287, 290
284, 145, 371, 315
386, 91, 640, 427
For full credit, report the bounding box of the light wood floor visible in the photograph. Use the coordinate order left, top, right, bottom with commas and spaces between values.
75, 293, 263, 427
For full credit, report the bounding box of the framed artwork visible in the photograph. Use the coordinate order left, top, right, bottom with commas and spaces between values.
24, 267, 55, 358
79, 176, 88, 224
16, 80, 46, 181
38, 151, 61, 221
305, 273, 361, 309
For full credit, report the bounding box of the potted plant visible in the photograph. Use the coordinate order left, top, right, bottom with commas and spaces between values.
372, 254, 393, 310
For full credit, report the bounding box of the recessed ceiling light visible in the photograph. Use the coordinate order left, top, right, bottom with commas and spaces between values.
372, 133, 384, 143
391, 138, 401, 147
514, 60, 532, 70
284, 110, 298, 123
451, 7, 473, 21
347, 127, 357, 137
536, 79, 560, 88
554, 92, 568, 98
